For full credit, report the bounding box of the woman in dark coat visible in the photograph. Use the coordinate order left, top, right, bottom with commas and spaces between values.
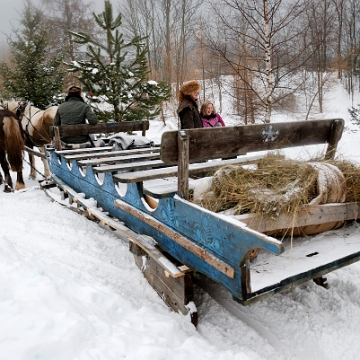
177, 80, 203, 129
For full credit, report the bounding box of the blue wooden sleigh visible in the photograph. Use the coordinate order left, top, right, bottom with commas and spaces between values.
44, 118, 360, 325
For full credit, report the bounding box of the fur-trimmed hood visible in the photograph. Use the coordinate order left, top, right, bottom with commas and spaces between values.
178, 80, 201, 102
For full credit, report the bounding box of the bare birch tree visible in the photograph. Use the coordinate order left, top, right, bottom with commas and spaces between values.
207, 0, 317, 122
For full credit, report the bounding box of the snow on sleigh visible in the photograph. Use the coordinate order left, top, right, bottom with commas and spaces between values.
43, 117, 360, 326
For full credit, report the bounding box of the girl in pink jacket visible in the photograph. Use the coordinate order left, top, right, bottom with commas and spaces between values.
200, 101, 226, 128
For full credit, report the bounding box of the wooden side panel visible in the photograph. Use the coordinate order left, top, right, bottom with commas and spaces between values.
161, 119, 344, 163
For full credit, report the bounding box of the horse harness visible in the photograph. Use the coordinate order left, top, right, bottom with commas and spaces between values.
20, 104, 50, 144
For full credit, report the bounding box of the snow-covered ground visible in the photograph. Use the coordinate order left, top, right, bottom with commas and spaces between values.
2, 81, 360, 360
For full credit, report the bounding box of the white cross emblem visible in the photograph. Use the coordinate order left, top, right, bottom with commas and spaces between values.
261, 125, 279, 143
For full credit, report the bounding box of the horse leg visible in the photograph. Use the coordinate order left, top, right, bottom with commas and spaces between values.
28, 151, 37, 180
0, 150, 13, 192
15, 170, 25, 190
40, 146, 51, 178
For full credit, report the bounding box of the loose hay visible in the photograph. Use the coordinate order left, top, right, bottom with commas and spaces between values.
193, 154, 360, 237
194, 154, 319, 217
329, 159, 360, 203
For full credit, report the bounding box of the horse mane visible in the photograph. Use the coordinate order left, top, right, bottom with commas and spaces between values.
1, 110, 24, 172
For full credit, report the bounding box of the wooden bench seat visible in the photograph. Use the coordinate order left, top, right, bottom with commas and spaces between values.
55, 146, 113, 155
142, 177, 204, 199
94, 159, 170, 173
78, 151, 161, 167
64, 146, 161, 161
113, 154, 265, 183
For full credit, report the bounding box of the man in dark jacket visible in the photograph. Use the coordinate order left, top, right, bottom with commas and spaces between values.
54, 85, 98, 144
177, 80, 203, 129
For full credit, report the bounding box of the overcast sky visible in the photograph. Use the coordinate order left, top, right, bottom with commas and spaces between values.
0, 0, 106, 60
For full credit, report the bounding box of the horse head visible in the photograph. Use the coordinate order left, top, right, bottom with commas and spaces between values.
15, 101, 29, 120
0, 99, 7, 110
0, 99, 28, 115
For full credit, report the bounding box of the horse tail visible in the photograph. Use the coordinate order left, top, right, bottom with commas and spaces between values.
3, 115, 24, 172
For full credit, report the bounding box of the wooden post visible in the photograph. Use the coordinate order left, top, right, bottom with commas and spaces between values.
54, 127, 62, 151
142, 121, 147, 137
177, 130, 190, 200
325, 118, 344, 160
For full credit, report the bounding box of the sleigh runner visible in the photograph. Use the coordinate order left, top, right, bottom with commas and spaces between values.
44, 117, 360, 324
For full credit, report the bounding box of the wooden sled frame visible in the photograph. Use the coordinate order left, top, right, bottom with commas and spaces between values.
45, 118, 360, 318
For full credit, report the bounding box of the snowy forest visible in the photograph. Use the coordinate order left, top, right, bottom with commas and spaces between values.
1, 0, 360, 124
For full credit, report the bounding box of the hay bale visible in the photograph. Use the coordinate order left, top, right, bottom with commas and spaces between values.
329, 160, 360, 203
195, 154, 318, 217
193, 154, 352, 237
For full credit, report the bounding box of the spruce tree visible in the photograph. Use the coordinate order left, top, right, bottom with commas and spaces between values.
0, 1, 64, 108
66, 0, 171, 123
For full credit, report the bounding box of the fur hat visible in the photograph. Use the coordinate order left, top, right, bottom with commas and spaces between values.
67, 85, 82, 95
178, 80, 201, 102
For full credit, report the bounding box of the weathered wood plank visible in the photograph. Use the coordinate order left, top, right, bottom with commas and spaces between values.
132, 248, 196, 324
64, 146, 161, 161
160, 119, 344, 163
235, 202, 360, 233
114, 198, 235, 278
24, 146, 47, 159
178, 131, 190, 199
55, 146, 113, 155
143, 177, 204, 199
78, 152, 161, 166
49, 120, 149, 137
94, 159, 169, 173
113, 154, 265, 183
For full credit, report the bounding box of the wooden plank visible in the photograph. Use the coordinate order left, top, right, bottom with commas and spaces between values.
114, 198, 235, 278
132, 248, 196, 324
113, 154, 265, 183
54, 127, 61, 151
178, 130, 190, 200
49, 120, 149, 137
325, 119, 344, 160
64, 146, 161, 161
143, 177, 203, 199
55, 146, 113, 155
24, 146, 47, 159
94, 159, 169, 173
235, 202, 360, 233
77, 152, 161, 166
160, 119, 344, 163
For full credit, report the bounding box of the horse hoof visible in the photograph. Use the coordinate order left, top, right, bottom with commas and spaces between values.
4, 185, 13, 193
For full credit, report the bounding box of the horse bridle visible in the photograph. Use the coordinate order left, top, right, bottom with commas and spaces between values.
0, 100, 27, 115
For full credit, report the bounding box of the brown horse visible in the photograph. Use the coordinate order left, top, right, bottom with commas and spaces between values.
0, 109, 25, 192
0, 100, 58, 179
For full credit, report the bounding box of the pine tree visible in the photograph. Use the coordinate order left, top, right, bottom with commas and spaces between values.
0, 1, 65, 108
66, 0, 171, 123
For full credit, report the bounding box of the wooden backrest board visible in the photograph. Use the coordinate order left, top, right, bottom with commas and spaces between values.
160, 119, 344, 163
49, 120, 149, 137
